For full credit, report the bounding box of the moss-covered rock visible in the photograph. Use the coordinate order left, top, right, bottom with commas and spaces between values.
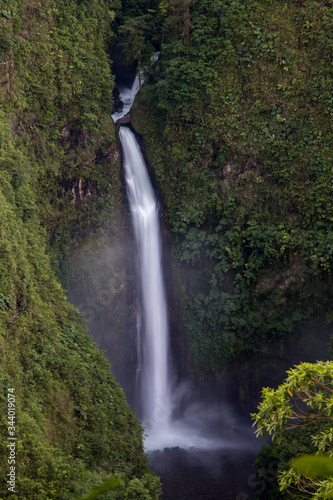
131, 0, 333, 373
0, 1, 159, 498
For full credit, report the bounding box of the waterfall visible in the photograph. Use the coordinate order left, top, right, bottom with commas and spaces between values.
119, 126, 172, 441
112, 74, 141, 122
115, 76, 254, 453
118, 125, 241, 451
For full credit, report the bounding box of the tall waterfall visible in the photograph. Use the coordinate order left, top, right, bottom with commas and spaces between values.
119, 126, 172, 440
116, 100, 253, 453
114, 93, 263, 500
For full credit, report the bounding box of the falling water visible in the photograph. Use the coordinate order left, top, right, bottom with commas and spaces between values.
118, 125, 261, 454
119, 126, 172, 440
114, 68, 261, 455
112, 74, 141, 122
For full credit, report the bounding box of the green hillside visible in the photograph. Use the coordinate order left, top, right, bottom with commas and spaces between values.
0, 1, 159, 498
1, 0, 333, 498
132, 0, 333, 373
127, 1, 333, 497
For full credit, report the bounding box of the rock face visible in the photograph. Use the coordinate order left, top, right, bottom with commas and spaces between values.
116, 113, 131, 125
112, 87, 124, 113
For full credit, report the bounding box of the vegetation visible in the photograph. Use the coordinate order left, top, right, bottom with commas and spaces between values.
253, 362, 333, 498
121, 0, 333, 497
1, 0, 333, 496
0, 0, 160, 498
131, 0, 333, 373
0, 0, 127, 276
116, 1, 333, 496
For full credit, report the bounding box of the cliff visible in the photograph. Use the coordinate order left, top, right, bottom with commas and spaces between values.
0, 1, 159, 498
131, 0, 333, 374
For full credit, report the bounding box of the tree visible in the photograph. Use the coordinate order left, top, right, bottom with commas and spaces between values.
159, 0, 193, 49
252, 361, 333, 498
118, 14, 152, 86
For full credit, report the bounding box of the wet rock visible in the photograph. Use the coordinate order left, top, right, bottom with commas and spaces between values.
112, 87, 124, 114
116, 114, 131, 125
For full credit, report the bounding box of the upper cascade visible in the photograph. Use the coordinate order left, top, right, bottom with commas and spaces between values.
112, 52, 159, 123
111, 73, 142, 123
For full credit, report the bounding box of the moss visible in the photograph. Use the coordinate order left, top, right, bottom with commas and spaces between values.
132, 0, 333, 373
0, 1, 159, 498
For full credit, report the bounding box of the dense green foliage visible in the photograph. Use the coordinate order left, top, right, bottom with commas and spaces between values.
0, 1, 160, 498
114, 0, 158, 77
1, 0, 332, 495
132, 0, 333, 372
253, 362, 333, 498
0, 0, 127, 273
254, 426, 319, 499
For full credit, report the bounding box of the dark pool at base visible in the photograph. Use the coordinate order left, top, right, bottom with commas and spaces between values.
149, 448, 263, 500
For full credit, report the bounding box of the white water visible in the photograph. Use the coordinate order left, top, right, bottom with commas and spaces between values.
111, 74, 142, 122
112, 53, 159, 123
119, 127, 172, 444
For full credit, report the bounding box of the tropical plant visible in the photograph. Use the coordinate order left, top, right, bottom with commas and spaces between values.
252, 361, 333, 498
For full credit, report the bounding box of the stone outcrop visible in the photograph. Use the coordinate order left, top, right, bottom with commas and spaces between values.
116, 113, 131, 125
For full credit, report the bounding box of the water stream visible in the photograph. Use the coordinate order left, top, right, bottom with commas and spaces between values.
119, 126, 172, 444
112, 74, 141, 122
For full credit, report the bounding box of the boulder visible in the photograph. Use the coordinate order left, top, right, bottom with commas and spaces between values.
116, 114, 131, 125
112, 87, 124, 114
